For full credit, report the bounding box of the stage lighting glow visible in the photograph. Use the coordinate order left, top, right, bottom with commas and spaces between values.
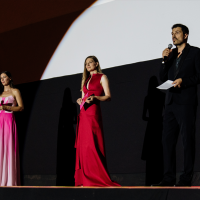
41, 0, 200, 80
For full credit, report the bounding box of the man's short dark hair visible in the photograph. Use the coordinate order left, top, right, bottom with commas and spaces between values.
172, 24, 189, 35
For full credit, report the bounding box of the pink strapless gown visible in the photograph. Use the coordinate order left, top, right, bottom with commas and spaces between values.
0, 96, 20, 186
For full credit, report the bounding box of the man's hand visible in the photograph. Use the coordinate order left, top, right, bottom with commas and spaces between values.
162, 48, 172, 60
173, 78, 182, 88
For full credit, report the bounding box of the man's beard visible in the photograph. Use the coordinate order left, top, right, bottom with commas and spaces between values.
174, 39, 184, 46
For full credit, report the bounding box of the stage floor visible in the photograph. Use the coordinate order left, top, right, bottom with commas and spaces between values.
1, 186, 200, 200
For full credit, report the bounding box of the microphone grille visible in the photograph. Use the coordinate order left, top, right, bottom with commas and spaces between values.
168, 44, 173, 49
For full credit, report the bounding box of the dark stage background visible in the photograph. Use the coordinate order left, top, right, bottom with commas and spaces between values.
14, 59, 200, 186
0, 0, 96, 84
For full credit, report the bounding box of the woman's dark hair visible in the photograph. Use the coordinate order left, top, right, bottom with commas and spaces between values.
0, 71, 14, 95
172, 24, 189, 35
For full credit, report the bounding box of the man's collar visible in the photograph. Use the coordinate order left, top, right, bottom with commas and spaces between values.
181, 43, 190, 53
175, 43, 189, 54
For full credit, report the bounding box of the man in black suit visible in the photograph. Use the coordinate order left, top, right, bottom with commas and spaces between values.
154, 24, 200, 186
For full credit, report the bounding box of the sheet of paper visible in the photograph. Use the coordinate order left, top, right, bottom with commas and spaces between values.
157, 80, 174, 90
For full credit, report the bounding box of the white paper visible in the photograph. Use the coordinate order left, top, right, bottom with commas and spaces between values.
157, 80, 174, 90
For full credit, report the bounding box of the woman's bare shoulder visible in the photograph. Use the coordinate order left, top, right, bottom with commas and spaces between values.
100, 74, 109, 83
11, 88, 21, 95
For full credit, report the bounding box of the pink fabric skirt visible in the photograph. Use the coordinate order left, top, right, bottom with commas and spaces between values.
0, 112, 20, 186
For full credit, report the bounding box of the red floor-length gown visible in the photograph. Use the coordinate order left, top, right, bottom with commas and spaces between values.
74, 73, 120, 186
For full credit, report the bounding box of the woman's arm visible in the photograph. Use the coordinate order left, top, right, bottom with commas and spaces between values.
82, 91, 84, 99
77, 91, 85, 105
0, 89, 24, 111
86, 75, 111, 103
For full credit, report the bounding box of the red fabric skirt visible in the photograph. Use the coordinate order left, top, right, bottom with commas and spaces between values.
74, 108, 120, 186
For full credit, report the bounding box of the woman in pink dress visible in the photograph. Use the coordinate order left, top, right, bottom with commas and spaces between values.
75, 56, 120, 186
0, 71, 24, 186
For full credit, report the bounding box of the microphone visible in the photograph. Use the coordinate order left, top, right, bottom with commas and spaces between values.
164, 44, 173, 62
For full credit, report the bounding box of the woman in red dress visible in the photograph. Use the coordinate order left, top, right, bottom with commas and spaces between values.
75, 56, 120, 186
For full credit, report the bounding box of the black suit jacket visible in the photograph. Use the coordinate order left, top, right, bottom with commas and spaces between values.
159, 43, 200, 105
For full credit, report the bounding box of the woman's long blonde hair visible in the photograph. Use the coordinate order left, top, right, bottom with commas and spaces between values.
80, 56, 102, 91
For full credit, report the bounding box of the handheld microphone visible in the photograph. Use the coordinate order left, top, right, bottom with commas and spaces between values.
164, 44, 173, 62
